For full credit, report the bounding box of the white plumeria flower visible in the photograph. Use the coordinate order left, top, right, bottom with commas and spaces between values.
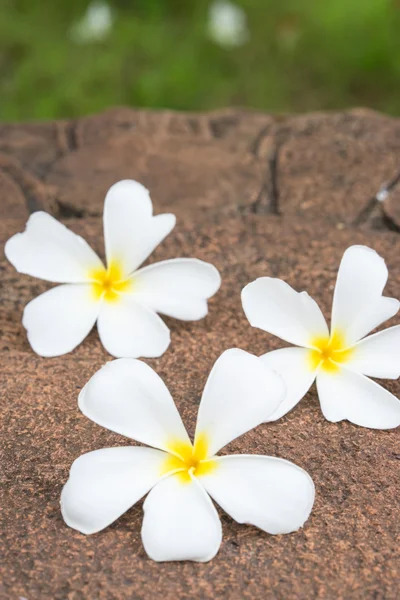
242, 245, 400, 430
208, 1, 249, 48
70, 1, 114, 44
5, 180, 221, 359
61, 350, 315, 562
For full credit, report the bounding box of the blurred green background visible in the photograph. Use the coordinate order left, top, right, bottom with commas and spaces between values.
1, 0, 400, 122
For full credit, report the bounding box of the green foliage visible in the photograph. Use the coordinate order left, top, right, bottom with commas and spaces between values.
1, 0, 400, 121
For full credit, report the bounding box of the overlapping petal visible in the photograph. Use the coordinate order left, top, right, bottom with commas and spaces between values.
78, 358, 191, 451
134, 258, 221, 320
317, 367, 400, 429
242, 277, 328, 347
260, 347, 317, 420
103, 180, 176, 277
5, 212, 103, 283
97, 295, 171, 358
201, 455, 315, 534
194, 349, 285, 458
61, 446, 166, 534
331, 245, 399, 345
141, 474, 222, 562
348, 325, 400, 379
23, 284, 100, 357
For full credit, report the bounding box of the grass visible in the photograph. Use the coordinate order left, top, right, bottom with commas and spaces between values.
1, 0, 400, 121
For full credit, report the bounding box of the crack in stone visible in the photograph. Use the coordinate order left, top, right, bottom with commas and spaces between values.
380, 171, 400, 197
353, 170, 400, 230
268, 149, 280, 215
382, 212, 400, 233
250, 125, 271, 158
65, 120, 79, 152
250, 147, 281, 215
55, 199, 102, 219
208, 115, 239, 139
56, 200, 85, 219
0, 159, 45, 214
352, 195, 377, 227
247, 120, 292, 216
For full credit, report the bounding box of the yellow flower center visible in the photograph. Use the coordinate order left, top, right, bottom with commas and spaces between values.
161, 433, 218, 484
308, 330, 353, 373
89, 261, 133, 302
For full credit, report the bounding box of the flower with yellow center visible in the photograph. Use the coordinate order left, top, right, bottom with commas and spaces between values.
308, 330, 353, 373
242, 245, 400, 430
161, 434, 218, 483
61, 350, 315, 562
5, 179, 221, 359
90, 261, 134, 302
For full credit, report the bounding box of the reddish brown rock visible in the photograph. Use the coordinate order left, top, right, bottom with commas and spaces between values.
1, 108, 400, 600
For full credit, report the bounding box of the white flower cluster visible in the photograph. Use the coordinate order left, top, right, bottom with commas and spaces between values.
6, 179, 400, 562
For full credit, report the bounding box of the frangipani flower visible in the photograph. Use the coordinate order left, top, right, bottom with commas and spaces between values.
208, 1, 249, 48
70, 1, 113, 44
242, 245, 400, 430
61, 350, 315, 562
5, 180, 221, 358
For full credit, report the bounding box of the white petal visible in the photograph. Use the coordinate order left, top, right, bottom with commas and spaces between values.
5, 212, 103, 283
260, 347, 317, 420
141, 474, 222, 562
348, 326, 400, 379
23, 284, 100, 357
242, 278, 328, 347
317, 367, 400, 429
133, 258, 221, 320
194, 349, 285, 458
331, 245, 399, 345
201, 455, 315, 535
61, 446, 166, 534
356, 296, 400, 339
79, 358, 191, 451
97, 295, 170, 358
103, 180, 175, 276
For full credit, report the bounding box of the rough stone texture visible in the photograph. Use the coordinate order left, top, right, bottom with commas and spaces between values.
1, 107, 400, 600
